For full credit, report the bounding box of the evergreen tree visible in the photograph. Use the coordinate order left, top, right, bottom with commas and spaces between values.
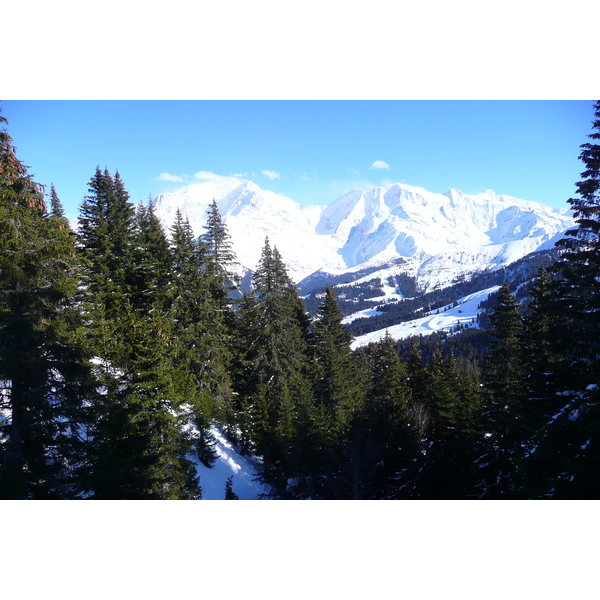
77, 171, 201, 499
310, 286, 362, 436
0, 111, 92, 498
84, 304, 201, 499
521, 101, 600, 498
235, 238, 316, 497
77, 167, 135, 322
552, 101, 600, 385
481, 282, 527, 497
202, 198, 236, 277
359, 332, 417, 498
168, 209, 223, 465
230, 291, 261, 456
224, 475, 239, 499
521, 267, 566, 435
305, 286, 365, 498
130, 199, 172, 313
415, 349, 484, 499
201, 198, 238, 313
49, 183, 66, 219
405, 343, 432, 449
195, 202, 238, 435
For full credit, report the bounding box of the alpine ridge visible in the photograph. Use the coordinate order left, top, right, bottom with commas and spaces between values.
153, 179, 574, 292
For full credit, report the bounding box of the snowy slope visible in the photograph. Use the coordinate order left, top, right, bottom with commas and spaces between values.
191, 425, 268, 500
350, 286, 500, 349
153, 180, 573, 290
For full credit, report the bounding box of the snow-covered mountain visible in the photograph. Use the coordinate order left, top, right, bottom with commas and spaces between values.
153, 179, 574, 292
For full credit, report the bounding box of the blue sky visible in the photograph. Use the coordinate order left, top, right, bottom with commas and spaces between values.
2, 100, 595, 219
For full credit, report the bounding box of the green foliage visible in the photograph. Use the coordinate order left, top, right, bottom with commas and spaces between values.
310, 287, 363, 436
350, 333, 417, 498
130, 199, 172, 313
0, 112, 92, 499
224, 475, 239, 499
202, 199, 237, 280
552, 100, 600, 384
84, 305, 201, 499
77, 167, 135, 322
412, 350, 484, 499
76, 171, 202, 499
234, 238, 317, 497
201, 199, 239, 323
481, 283, 528, 497
169, 208, 235, 441
519, 101, 600, 498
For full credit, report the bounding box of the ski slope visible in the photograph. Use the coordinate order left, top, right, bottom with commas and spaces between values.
350, 286, 500, 349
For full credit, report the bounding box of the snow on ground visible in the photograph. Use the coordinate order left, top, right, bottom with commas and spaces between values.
339, 266, 408, 302
342, 306, 385, 324
350, 285, 500, 349
380, 274, 403, 300
191, 425, 269, 500
340, 270, 409, 325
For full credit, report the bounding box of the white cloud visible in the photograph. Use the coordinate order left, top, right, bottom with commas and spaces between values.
370, 160, 390, 170
193, 171, 235, 183
157, 172, 184, 182
347, 167, 361, 175
261, 170, 281, 180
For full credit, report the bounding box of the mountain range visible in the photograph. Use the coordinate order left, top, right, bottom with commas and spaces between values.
152, 178, 574, 294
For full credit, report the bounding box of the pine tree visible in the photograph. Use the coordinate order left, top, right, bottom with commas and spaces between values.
168, 209, 223, 466
202, 198, 236, 278
521, 267, 566, 434
77, 167, 135, 322
359, 332, 417, 498
49, 183, 65, 219
415, 349, 484, 499
235, 238, 316, 497
0, 111, 92, 498
195, 202, 238, 435
310, 286, 363, 437
552, 101, 600, 384
406, 343, 432, 449
230, 291, 261, 456
77, 171, 201, 499
85, 304, 201, 499
481, 282, 527, 497
224, 475, 239, 499
201, 198, 238, 314
521, 101, 600, 498
130, 199, 172, 313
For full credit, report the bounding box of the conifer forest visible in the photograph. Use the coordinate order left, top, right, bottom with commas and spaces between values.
2, 102, 600, 500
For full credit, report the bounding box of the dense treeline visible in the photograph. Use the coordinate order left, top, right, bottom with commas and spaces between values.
2, 102, 600, 499
303, 271, 422, 317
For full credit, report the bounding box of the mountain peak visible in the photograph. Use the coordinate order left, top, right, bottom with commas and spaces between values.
153, 181, 574, 287
240, 180, 260, 192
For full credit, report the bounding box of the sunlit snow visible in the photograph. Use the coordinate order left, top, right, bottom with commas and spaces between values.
154, 181, 574, 290
191, 425, 269, 500
350, 286, 500, 349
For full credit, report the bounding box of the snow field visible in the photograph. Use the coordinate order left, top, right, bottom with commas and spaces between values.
350, 285, 500, 349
